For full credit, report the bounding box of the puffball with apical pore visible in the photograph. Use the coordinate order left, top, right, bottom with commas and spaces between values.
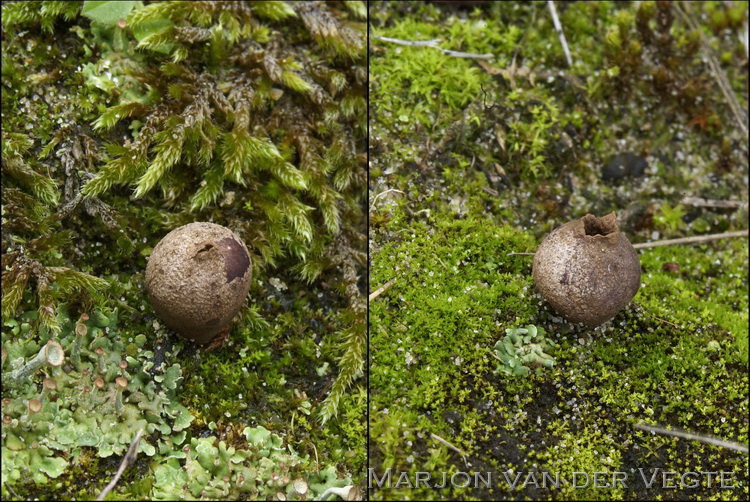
145, 222, 252, 344
532, 212, 641, 327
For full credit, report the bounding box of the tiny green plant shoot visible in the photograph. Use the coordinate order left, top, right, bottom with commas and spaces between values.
493, 324, 557, 376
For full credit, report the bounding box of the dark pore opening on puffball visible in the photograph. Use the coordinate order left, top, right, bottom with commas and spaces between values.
220, 237, 250, 283
583, 215, 616, 236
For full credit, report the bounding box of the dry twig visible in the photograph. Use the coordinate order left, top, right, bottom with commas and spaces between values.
642, 310, 681, 329
635, 423, 748, 453
680, 196, 745, 209
547, 1, 573, 67
632, 230, 748, 249
369, 188, 404, 212
369, 278, 397, 302
307, 440, 320, 474
487, 347, 504, 362
96, 429, 144, 501
430, 432, 468, 466
481, 186, 499, 197
372, 35, 493, 60
4, 482, 20, 500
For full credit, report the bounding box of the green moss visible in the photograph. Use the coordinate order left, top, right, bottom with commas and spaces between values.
371, 18, 491, 126
369, 1, 747, 500
636, 240, 749, 364
370, 211, 748, 500
371, 215, 538, 405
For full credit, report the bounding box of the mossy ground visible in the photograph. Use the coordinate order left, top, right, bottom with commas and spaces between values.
2, 1, 365, 499
369, 1, 748, 500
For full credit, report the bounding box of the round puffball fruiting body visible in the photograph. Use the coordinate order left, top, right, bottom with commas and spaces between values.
532, 212, 641, 327
145, 222, 252, 344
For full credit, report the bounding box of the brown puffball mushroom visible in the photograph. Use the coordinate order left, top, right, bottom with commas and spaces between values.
532, 212, 641, 327
145, 222, 252, 344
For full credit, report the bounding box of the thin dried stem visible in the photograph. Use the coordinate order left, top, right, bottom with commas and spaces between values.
305, 440, 320, 474
632, 230, 748, 249
372, 35, 441, 47
487, 347, 504, 362
634, 423, 748, 453
372, 35, 494, 60
96, 429, 144, 501
547, 1, 573, 67
481, 186, 499, 197
369, 278, 397, 302
430, 432, 468, 466
369, 188, 404, 212
4, 482, 20, 500
680, 196, 745, 209
642, 310, 681, 329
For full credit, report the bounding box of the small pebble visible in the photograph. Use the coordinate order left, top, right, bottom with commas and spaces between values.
602, 152, 648, 181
